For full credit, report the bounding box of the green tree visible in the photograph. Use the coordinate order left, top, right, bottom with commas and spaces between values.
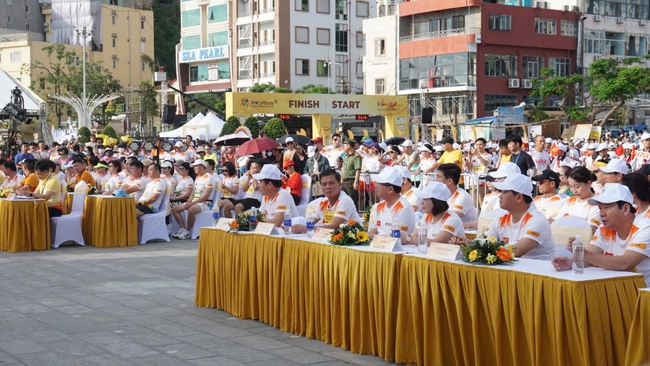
531, 68, 587, 122
294, 84, 333, 94
138, 81, 159, 131
77, 126, 91, 143
249, 82, 292, 93
220, 116, 241, 136
152, 0, 180, 79
185, 92, 225, 116
101, 125, 118, 140
262, 118, 287, 139
244, 116, 260, 138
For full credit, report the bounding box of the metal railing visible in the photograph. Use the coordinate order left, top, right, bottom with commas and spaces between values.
399, 27, 479, 43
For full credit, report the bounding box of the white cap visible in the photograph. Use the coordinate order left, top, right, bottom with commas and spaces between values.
190, 159, 208, 167
622, 142, 633, 150
434, 145, 443, 152
307, 145, 316, 158
556, 143, 567, 152
414, 182, 451, 201
545, 137, 553, 143
492, 173, 534, 198
378, 142, 388, 150
161, 161, 173, 168
286, 137, 294, 143
641, 132, 650, 140
586, 143, 596, 150
608, 143, 617, 149
489, 162, 520, 179
252, 164, 282, 181
397, 166, 411, 180
596, 143, 608, 152
452, 143, 460, 149
174, 141, 184, 147
599, 159, 629, 174
372, 166, 403, 187
587, 183, 634, 206
401, 140, 414, 147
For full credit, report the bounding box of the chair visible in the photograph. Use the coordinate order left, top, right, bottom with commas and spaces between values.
50, 185, 87, 248
138, 191, 170, 244
189, 181, 222, 239
296, 174, 311, 217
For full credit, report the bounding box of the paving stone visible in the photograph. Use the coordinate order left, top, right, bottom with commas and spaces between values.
122, 331, 181, 347
128, 353, 191, 366
212, 345, 278, 363
13, 351, 81, 366
151, 342, 219, 360
269, 347, 337, 365
229, 334, 292, 351
187, 356, 246, 366
0, 339, 50, 355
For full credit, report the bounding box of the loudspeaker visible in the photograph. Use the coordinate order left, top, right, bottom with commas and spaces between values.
421, 107, 433, 124
162, 104, 176, 124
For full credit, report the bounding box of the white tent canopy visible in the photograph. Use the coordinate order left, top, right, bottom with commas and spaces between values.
0, 68, 45, 113
159, 112, 227, 140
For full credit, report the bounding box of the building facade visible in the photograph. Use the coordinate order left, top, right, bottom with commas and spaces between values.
362, 0, 398, 96
0, 0, 45, 35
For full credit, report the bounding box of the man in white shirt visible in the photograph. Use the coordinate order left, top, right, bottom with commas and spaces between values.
552, 183, 650, 286
171, 159, 216, 239
531, 170, 567, 217
530, 135, 550, 171
634, 132, 650, 169
369, 166, 416, 240
454, 174, 556, 260
122, 161, 150, 202
254, 164, 299, 227
322, 133, 345, 168
397, 166, 421, 212
436, 163, 478, 223
136, 163, 167, 218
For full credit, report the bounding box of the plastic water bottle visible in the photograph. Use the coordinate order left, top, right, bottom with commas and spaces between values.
572, 235, 584, 274
249, 209, 258, 231
212, 211, 220, 227
306, 217, 315, 239
283, 212, 292, 235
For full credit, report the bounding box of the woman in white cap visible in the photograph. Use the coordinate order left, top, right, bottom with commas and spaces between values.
553, 166, 601, 233
416, 143, 436, 187
402, 182, 464, 245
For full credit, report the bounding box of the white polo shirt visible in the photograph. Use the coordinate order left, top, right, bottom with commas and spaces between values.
590, 216, 650, 286
448, 188, 478, 223
530, 149, 550, 171
260, 189, 300, 221
370, 196, 416, 237
140, 178, 167, 211
192, 173, 215, 201
124, 175, 150, 202
311, 191, 361, 225
555, 196, 602, 228
533, 194, 567, 216
424, 211, 465, 239
402, 187, 422, 212
485, 206, 556, 260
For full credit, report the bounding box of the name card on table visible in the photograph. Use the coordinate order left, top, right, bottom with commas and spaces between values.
370, 236, 399, 252
215, 218, 234, 231
312, 228, 334, 242
254, 222, 279, 236
427, 243, 461, 260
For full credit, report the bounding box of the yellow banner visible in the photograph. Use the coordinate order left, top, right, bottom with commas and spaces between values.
226, 92, 409, 117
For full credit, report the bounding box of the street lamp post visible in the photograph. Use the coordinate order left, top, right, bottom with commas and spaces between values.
76, 26, 89, 124
325, 58, 343, 94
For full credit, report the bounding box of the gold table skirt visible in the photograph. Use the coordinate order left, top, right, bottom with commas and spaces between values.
625, 289, 650, 366
0, 199, 50, 252
82, 196, 138, 248
395, 256, 645, 366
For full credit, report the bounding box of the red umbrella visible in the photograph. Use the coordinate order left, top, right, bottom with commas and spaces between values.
235, 137, 280, 156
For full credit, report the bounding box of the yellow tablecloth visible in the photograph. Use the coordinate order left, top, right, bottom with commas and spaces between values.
0, 199, 50, 252
625, 288, 650, 366
83, 196, 138, 247
395, 256, 645, 366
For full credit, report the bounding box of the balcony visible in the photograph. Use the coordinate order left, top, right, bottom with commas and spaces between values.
400, 27, 479, 43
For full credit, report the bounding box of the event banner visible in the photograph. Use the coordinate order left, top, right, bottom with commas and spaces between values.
226, 92, 409, 116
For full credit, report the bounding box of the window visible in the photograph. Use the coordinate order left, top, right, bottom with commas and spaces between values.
549, 57, 571, 77
586, 30, 626, 55
296, 59, 309, 75
317, 0, 329, 13
7, 15, 13, 24
75, 56, 80, 66
335, 24, 348, 52
488, 14, 511, 31
561, 21, 577, 36
356, 31, 363, 48
208, 31, 228, 47
399, 52, 476, 91
522, 56, 543, 79
181, 9, 201, 28
484, 94, 517, 114
335, 0, 347, 20
375, 78, 385, 94
182, 35, 201, 50
317, 28, 330, 45
141, 62, 146, 72
25, 23, 29, 31
25, 4, 29, 12
112, 59, 117, 69
296, 0, 308, 11
112, 38, 116, 47
484, 54, 518, 78
190, 65, 208, 81
39, 78, 45, 89
534, 18, 556, 35
375, 38, 385, 56
112, 15, 116, 24
317, 60, 328, 76
141, 41, 145, 53
207, 5, 227, 23
295, 26, 309, 43
624, 0, 649, 20
356, 61, 362, 79
356, 1, 369, 17
451, 15, 464, 29
378, 4, 385, 16
628, 35, 648, 56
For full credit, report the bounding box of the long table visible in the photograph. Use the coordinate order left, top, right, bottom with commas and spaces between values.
625, 288, 650, 366
0, 198, 50, 252
82, 196, 138, 247
195, 229, 646, 365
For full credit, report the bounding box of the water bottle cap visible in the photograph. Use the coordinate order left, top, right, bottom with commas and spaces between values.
212, 212, 219, 219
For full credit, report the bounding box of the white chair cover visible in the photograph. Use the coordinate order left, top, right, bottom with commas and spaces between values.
189, 183, 222, 239
51, 191, 87, 248
296, 174, 312, 217
138, 191, 171, 244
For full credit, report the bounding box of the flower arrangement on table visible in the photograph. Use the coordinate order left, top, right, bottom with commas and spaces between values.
330, 220, 370, 246
228, 210, 266, 232
0, 187, 15, 198
66, 181, 99, 195
461, 236, 516, 265
362, 205, 373, 231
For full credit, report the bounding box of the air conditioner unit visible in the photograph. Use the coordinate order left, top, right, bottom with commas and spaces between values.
111, 10, 117, 15
522, 79, 533, 89
141, 37, 146, 41
112, 33, 117, 38
140, 15, 146, 20
112, 55, 118, 60
641, 19, 647, 25
508, 78, 520, 88
563, 5, 570, 11
594, 14, 602, 21
617, 16, 624, 23
572, 5, 579, 11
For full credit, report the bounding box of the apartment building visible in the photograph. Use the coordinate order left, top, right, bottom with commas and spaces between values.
0, 0, 45, 35
362, 0, 398, 95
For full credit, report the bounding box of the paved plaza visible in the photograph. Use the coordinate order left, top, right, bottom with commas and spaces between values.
0, 239, 393, 366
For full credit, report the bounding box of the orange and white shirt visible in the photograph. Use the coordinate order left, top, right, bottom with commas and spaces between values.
174, 176, 194, 197
555, 196, 601, 228
590, 216, 650, 286
0, 174, 24, 189
423, 211, 465, 240
221, 175, 240, 198
311, 191, 361, 225
104, 174, 123, 192
123, 175, 150, 202
260, 189, 299, 221
192, 173, 215, 201
370, 196, 416, 237
533, 194, 567, 216
448, 188, 478, 223
323, 145, 344, 168
639, 206, 650, 219
402, 187, 422, 212
486, 206, 556, 260
139, 178, 167, 210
